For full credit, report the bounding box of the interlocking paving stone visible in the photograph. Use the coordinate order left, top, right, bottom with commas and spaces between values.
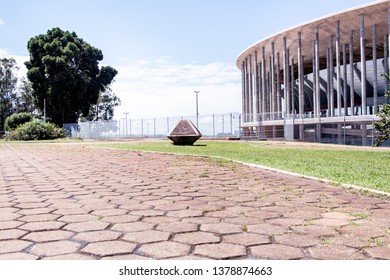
18, 213, 61, 222
0, 229, 27, 240
63, 221, 109, 232
274, 233, 321, 247
0, 221, 24, 230
222, 233, 270, 246
250, 244, 305, 259
22, 230, 74, 242
0, 142, 389, 260
156, 222, 199, 233
308, 245, 367, 260
122, 230, 170, 243
29, 241, 81, 257
364, 246, 390, 259
194, 243, 246, 259
0, 252, 39, 260
173, 231, 220, 245
18, 221, 65, 231
111, 222, 154, 232
138, 241, 191, 259
0, 240, 32, 254
42, 253, 95, 260
81, 240, 137, 257
0, 213, 22, 221
200, 223, 243, 235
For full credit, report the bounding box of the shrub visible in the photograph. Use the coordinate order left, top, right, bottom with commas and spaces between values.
6, 121, 66, 141
373, 103, 390, 147
4, 112, 33, 131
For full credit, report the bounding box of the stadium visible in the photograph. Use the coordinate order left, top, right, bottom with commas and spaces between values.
236, 0, 390, 145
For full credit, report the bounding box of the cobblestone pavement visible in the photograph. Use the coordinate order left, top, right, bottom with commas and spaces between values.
0, 142, 389, 260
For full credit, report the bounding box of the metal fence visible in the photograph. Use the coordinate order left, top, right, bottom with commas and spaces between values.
63, 111, 389, 147
64, 113, 241, 139
240, 112, 390, 146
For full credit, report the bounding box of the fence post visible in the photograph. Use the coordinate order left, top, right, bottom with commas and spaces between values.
230, 113, 233, 134
372, 117, 374, 146
239, 114, 242, 138
141, 119, 144, 138
212, 114, 215, 138
343, 115, 346, 145
154, 118, 156, 137
222, 115, 225, 134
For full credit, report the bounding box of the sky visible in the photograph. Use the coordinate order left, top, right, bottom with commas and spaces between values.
0, 0, 379, 120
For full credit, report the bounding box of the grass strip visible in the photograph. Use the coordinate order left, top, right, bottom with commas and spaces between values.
100, 140, 390, 194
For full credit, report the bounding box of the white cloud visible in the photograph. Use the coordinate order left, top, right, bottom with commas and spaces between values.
111, 58, 242, 120
0, 18, 4, 25
1, 51, 242, 120
0, 49, 29, 80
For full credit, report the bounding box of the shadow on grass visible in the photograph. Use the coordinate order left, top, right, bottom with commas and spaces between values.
171, 144, 207, 147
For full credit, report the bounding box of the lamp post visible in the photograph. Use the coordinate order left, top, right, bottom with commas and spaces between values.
194, 91, 200, 128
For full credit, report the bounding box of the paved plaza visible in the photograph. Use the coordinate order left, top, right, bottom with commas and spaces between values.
0, 142, 389, 260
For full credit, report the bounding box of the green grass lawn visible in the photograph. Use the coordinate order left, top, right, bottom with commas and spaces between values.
101, 140, 390, 194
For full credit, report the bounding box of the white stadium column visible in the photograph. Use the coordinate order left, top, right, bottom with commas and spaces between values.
360, 14, 367, 115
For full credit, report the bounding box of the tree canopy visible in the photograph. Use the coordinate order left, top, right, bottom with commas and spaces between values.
373, 74, 390, 147
25, 27, 118, 125
0, 57, 19, 132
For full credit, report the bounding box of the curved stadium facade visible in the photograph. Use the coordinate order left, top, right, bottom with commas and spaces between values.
237, 0, 390, 145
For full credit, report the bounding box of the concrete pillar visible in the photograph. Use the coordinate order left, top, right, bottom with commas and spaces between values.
349, 30, 355, 116
291, 58, 295, 114
372, 24, 378, 114
388, 7, 390, 76
283, 37, 290, 115
262, 47, 267, 115
343, 44, 347, 116
315, 27, 320, 116
312, 40, 317, 115
299, 124, 304, 140
267, 71, 271, 115
258, 62, 262, 116
276, 52, 281, 116
362, 123, 367, 146
360, 14, 367, 115
385, 35, 389, 77
326, 47, 331, 117
316, 123, 321, 140
336, 20, 342, 117
337, 123, 343, 145
241, 61, 246, 119
254, 51, 260, 117
329, 36, 334, 117
248, 54, 253, 120
269, 56, 273, 117
246, 58, 251, 121
298, 32, 304, 116
271, 42, 276, 118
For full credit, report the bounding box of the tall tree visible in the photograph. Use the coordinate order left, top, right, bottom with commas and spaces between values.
87, 88, 121, 121
25, 27, 118, 125
17, 77, 38, 115
0, 57, 19, 131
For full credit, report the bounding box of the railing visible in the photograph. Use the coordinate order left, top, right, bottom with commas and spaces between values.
239, 112, 388, 146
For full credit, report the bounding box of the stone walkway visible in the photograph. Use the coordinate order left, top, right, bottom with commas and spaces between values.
0, 142, 389, 260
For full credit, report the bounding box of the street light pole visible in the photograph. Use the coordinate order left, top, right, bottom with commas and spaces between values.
194, 91, 200, 127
